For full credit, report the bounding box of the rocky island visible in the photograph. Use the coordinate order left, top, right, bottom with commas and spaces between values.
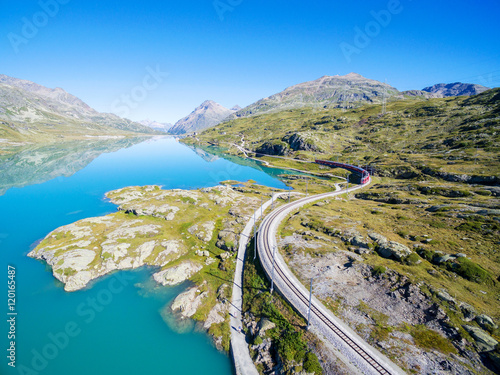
29, 183, 267, 349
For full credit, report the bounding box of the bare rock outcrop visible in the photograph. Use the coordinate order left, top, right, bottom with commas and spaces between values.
153, 261, 203, 286
171, 284, 209, 319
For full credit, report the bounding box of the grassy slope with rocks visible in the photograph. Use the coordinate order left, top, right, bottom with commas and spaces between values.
278, 186, 498, 373
182, 89, 500, 373
186, 88, 500, 181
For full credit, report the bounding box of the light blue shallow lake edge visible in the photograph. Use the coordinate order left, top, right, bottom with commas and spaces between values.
1, 136, 300, 375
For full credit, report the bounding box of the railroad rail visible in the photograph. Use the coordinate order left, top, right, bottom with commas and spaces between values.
257, 165, 405, 374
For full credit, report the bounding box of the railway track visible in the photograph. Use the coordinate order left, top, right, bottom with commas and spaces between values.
257, 182, 404, 375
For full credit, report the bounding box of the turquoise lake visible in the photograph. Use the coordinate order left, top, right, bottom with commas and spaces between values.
0, 137, 291, 375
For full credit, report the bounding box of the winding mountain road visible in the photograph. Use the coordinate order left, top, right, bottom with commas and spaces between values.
257, 180, 406, 375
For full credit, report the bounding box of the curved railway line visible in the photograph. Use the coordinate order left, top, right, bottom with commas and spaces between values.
256, 167, 404, 374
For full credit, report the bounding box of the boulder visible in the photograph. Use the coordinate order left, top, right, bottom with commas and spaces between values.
475, 314, 498, 331
368, 232, 412, 260
459, 302, 476, 322
218, 252, 231, 261
463, 325, 498, 352
171, 285, 208, 318
204, 302, 227, 329
258, 318, 276, 337
436, 290, 456, 305
188, 221, 215, 242
377, 241, 412, 261
216, 230, 238, 252
434, 254, 456, 264
216, 283, 230, 301
355, 248, 371, 255
426, 205, 451, 212
195, 250, 210, 257
153, 261, 203, 286
426, 303, 448, 321
368, 232, 388, 244
351, 235, 369, 249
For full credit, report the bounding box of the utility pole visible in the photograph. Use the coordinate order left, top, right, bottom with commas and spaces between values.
254, 226, 257, 261
307, 267, 329, 330
342, 84, 348, 112
270, 245, 276, 295
306, 178, 308, 196
271, 189, 274, 209
288, 191, 290, 204
307, 277, 313, 330
382, 82, 387, 115
253, 212, 256, 261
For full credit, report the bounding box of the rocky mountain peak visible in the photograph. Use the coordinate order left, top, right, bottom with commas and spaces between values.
422, 82, 490, 97
231, 73, 399, 119
200, 100, 217, 108
343, 72, 364, 79
169, 100, 239, 135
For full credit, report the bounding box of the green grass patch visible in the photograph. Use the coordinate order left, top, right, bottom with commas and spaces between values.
372, 266, 386, 276
409, 325, 457, 354
449, 258, 494, 285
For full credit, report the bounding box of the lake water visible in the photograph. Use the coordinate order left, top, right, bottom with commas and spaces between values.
0, 137, 289, 375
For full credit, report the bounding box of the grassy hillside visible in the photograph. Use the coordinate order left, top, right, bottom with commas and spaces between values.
186, 88, 500, 181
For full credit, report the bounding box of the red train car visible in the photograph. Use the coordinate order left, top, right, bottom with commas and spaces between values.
315, 160, 370, 184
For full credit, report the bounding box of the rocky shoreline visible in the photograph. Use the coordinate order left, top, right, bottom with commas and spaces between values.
29, 183, 262, 350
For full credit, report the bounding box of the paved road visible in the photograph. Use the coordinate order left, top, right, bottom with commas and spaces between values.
257, 181, 406, 375
230, 192, 291, 375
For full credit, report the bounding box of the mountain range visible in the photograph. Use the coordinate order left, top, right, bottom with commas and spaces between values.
0, 73, 492, 141
168, 74, 490, 135
228, 73, 491, 120
231, 73, 399, 119
0, 74, 156, 142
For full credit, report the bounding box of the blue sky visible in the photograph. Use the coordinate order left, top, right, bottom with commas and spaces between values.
1, 0, 499, 123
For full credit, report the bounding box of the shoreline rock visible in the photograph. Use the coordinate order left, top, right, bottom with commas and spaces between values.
153, 261, 203, 286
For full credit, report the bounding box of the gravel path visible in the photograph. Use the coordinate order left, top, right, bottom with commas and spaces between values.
230, 192, 292, 375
